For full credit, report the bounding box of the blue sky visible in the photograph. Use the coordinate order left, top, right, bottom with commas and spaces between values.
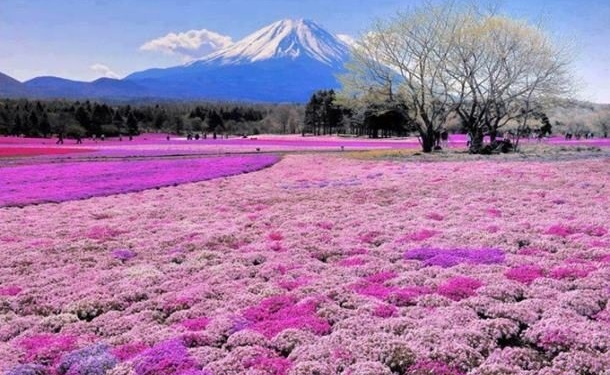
1, 0, 609, 103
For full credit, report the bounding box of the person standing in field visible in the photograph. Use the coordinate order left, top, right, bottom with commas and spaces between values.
56, 133, 64, 144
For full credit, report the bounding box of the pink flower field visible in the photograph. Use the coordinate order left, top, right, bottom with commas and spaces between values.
0, 155, 280, 207
0, 148, 609, 374
3, 134, 609, 163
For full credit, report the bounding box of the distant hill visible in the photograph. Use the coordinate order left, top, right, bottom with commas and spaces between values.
23, 76, 151, 99
0, 72, 31, 98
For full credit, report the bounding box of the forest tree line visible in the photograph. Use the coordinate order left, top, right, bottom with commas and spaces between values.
0, 99, 305, 138
1, 95, 608, 142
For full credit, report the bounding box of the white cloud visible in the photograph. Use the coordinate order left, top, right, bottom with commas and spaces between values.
90, 63, 120, 79
140, 29, 233, 60
336, 33, 357, 48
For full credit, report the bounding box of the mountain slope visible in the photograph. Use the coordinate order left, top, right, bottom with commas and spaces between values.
0, 72, 30, 98
23, 76, 151, 99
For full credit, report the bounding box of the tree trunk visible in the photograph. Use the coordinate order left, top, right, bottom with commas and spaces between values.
469, 129, 485, 153
419, 128, 435, 153
489, 129, 497, 143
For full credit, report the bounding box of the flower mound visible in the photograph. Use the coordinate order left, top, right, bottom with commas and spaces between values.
437, 276, 483, 301
133, 340, 205, 375
56, 343, 117, 375
505, 265, 545, 285
18, 334, 78, 365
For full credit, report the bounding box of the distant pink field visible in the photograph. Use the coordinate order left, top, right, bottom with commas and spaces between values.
0, 153, 608, 374
3, 134, 609, 160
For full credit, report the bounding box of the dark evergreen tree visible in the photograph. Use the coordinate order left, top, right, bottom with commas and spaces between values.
126, 112, 139, 136
39, 113, 51, 137
206, 110, 224, 137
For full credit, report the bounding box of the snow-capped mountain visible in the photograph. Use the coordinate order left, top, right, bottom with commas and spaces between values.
2, 19, 352, 102
193, 19, 350, 67
124, 18, 352, 101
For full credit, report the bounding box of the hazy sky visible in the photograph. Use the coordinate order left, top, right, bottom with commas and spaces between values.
1, 0, 609, 102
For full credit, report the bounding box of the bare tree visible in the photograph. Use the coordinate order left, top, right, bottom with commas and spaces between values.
341, 0, 574, 153
594, 111, 610, 137
443, 9, 573, 152
340, 1, 461, 152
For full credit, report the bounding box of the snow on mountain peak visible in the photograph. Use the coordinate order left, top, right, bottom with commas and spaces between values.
192, 18, 350, 66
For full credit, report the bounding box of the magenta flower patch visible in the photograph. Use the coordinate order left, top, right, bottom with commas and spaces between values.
397, 229, 439, 243
133, 340, 198, 375
277, 279, 306, 291
267, 231, 284, 241
244, 353, 292, 375
351, 282, 394, 300
373, 304, 398, 318
437, 277, 483, 301
358, 231, 382, 245
351, 280, 432, 306
241, 295, 330, 338
0, 285, 22, 296
86, 226, 125, 241
18, 334, 78, 365
426, 212, 444, 221
505, 265, 545, 285
363, 271, 398, 283
338, 257, 366, 267
389, 286, 434, 306
583, 225, 608, 237
404, 247, 505, 268
180, 317, 210, 331
549, 264, 596, 280
316, 221, 334, 230
111, 342, 149, 361
544, 224, 575, 237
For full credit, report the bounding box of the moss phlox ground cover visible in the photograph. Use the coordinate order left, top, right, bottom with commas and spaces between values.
0, 152, 608, 374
